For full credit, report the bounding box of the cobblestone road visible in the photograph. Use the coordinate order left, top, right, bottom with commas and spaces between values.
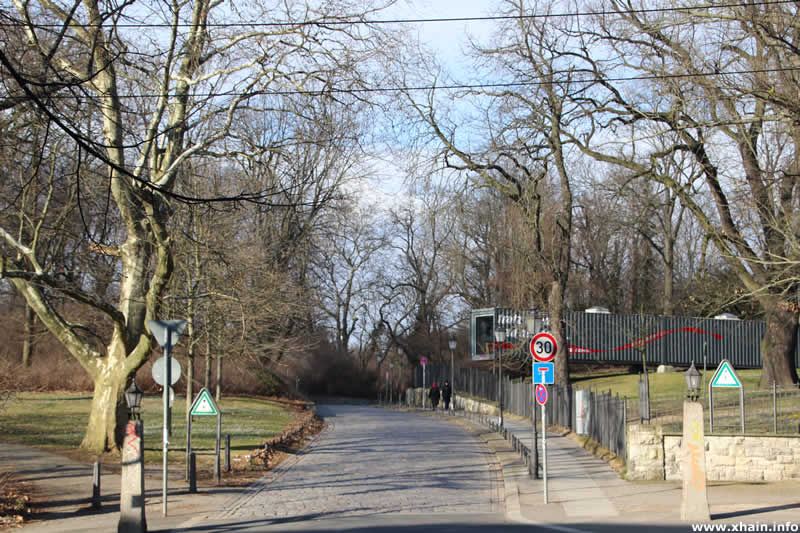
213, 404, 503, 526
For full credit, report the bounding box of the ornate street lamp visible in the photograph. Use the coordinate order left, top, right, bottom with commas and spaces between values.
125, 380, 144, 420
494, 325, 506, 427
685, 361, 701, 401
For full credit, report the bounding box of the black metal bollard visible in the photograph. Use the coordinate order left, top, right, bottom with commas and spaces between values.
92, 461, 101, 509
189, 453, 197, 494
225, 435, 231, 472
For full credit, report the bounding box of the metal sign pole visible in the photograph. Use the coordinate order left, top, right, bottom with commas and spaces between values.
162, 330, 171, 517
543, 397, 548, 504
215, 411, 222, 484
147, 319, 186, 519
531, 386, 538, 479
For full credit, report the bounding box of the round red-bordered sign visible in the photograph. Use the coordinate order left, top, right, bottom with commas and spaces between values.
530, 332, 557, 362
420, 357, 428, 367
535, 384, 548, 406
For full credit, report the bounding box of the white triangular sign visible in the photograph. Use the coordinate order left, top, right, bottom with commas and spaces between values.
711, 360, 741, 388
190, 388, 219, 416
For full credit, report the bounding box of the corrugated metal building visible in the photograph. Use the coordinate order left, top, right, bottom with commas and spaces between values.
470, 307, 800, 369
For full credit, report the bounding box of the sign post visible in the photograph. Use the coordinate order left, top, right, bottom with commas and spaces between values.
708, 359, 743, 433
420, 357, 428, 409
531, 331, 557, 504
188, 388, 222, 483
535, 384, 549, 503
148, 319, 187, 517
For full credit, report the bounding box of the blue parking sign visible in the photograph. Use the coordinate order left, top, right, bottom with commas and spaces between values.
533, 362, 554, 384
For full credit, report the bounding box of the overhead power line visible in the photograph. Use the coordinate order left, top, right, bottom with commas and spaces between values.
4, 66, 799, 100
0, 0, 795, 29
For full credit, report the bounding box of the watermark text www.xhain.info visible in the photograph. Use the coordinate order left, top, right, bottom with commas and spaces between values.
691, 523, 799, 532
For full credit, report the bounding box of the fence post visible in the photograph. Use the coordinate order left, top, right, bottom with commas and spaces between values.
622, 396, 627, 459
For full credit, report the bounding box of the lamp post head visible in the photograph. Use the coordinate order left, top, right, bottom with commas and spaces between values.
685, 361, 701, 401
125, 380, 144, 419
448, 338, 457, 351
494, 326, 506, 343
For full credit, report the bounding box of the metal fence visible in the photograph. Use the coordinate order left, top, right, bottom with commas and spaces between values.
415, 364, 626, 458
575, 388, 628, 458
647, 385, 800, 434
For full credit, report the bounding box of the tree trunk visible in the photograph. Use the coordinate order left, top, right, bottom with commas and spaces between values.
22, 303, 34, 367
80, 367, 129, 452
204, 335, 212, 389
759, 300, 799, 388
549, 280, 569, 385
215, 355, 222, 402
663, 232, 674, 316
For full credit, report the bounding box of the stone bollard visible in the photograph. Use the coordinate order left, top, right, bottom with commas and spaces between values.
680, 401, 710, 522
118, 420, 147, 533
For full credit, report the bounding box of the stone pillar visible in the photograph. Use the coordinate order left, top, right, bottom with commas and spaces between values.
681, 400, 710, 522
119, 420, 147, 533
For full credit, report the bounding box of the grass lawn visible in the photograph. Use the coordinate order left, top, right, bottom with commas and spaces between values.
0, 392, 298, 470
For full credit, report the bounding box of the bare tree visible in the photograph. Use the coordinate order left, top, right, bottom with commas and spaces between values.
396, 0, 581, 384
311, 201, 387, 357
373, 186, 458, 367
0, 0, 396, 451
567, 0, 800, 386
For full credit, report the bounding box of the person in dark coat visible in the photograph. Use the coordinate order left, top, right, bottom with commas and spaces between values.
429, 382, 440, 410
441, 380, 452, 410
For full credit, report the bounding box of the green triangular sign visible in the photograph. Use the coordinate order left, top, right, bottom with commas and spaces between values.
190, 388, 219, 416
711, 359, 741, 388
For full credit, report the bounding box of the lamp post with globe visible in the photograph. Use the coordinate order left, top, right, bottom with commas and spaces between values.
494, 326, 506, 427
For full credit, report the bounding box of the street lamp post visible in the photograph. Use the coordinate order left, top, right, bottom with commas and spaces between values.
448, 337, 456, 411
494, 326, 506, 427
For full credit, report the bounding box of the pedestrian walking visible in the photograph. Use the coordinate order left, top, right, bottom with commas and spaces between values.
441, 380, 452, 410
429, 382, 440, 410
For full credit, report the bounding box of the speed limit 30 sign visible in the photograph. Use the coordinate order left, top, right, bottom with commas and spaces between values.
530, 332, 557, 362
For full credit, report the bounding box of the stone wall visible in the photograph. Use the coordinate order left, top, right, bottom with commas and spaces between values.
626, 424, 665, 480
627, 424, 800, 482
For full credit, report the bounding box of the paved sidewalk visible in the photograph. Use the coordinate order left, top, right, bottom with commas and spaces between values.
481, 412, 800, 531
